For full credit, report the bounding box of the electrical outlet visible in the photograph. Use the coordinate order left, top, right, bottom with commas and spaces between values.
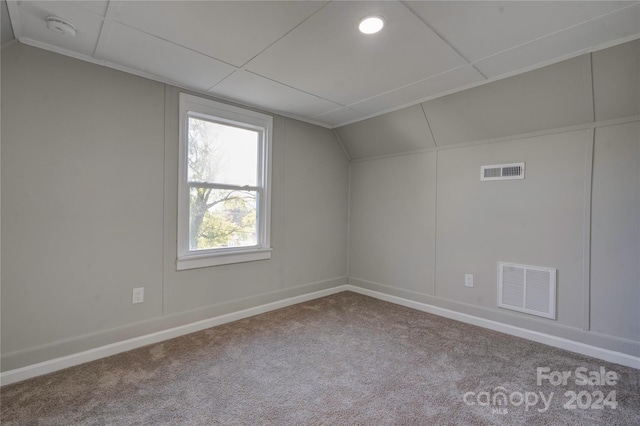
465, 274, 474, 288
132, 287, 144, 304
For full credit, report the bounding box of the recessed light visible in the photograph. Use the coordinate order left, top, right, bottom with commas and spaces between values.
358, 16, 385, 35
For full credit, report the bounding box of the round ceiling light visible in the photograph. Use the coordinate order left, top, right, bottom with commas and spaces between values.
358, 16, 385, 34
46, 16, 77, 37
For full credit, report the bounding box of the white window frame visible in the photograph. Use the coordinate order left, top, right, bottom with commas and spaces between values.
177, 93, 272, 270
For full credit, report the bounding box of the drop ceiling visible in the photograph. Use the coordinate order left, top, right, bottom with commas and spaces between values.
5, 1, 640, 128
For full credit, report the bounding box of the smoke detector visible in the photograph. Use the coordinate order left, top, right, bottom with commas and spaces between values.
46, 16, 77, 37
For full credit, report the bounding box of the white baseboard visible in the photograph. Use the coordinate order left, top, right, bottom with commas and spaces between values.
344, 284, 640, 370
0, 285, 348, 386
3, 283, 637, 386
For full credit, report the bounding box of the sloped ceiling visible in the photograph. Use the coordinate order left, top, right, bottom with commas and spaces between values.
5, 1, 640, 128
337, 39, 640, 160
1, 0, 14, 44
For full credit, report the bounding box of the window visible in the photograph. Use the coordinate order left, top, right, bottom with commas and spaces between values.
177, 94, 272, 270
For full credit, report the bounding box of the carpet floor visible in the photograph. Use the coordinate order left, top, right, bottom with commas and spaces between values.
1, 291, 639, 425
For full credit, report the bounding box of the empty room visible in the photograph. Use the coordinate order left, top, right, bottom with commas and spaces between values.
1, 1, 639, 424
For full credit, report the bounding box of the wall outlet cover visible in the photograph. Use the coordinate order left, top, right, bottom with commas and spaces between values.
465, 274, 474, 288
132, 287, 144, 304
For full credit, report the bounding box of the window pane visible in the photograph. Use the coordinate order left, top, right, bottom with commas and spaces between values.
189, 187, 258, 250
188, 116, 258, 186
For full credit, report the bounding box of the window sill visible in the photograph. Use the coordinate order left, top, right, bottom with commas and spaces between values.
177, 248, 272, 271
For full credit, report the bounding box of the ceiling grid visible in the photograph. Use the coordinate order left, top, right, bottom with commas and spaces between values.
4, 0, 639, 128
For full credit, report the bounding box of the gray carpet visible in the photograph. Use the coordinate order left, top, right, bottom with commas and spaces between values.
1, 291, 639, 425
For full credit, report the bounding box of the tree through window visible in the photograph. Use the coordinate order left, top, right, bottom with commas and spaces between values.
178, 94, 272, 270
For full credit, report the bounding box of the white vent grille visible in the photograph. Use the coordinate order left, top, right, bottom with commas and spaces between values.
497, 262, 556, 319
481, 162, 525, 181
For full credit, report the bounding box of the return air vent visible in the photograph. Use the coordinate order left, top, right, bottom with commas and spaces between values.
497, 262, 556, 319
481, 162, 525, 181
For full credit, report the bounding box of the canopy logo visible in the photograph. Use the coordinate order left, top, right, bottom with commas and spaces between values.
462, 366, 619, 415
463, 387, 553, 415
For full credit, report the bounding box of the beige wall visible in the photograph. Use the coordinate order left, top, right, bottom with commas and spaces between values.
347, 41, 640, 357
2, 43, 166, 358
1, 43, 349, 370
349, 151, 437, 295
435, 131, 588, 329
591, 122, 640, 341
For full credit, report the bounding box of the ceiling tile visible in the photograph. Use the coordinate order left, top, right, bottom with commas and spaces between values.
115, 1, 328, 67
74, 1, 109, 17
313, 107, 366, 127
246, 1, 467, 106
210, 71, 342, 119
99, 23, 236, 91
474, 3, 640, 78
2, 0, 15, 43
12, 1, 102, 57
406, 1, 636, 62
423, 56, 592, 146
349, 66, 485, 116
592, 40, 640, 121
336, 104, 435, 160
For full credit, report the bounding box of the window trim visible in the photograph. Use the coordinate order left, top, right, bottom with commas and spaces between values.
177, 93, 273, 270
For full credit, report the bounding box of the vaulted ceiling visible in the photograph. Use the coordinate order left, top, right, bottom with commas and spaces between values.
5, 1, 640, 128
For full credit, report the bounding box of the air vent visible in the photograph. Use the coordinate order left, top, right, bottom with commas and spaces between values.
481, 162, 525, 181
497, 262, 556, 319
